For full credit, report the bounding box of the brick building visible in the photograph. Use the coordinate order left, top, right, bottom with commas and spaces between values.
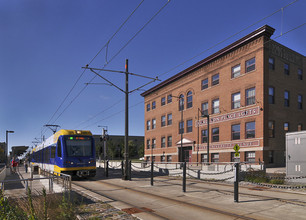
141, 25, 305, 167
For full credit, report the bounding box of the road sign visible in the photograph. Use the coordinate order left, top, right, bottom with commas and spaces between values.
233, 144, 240, 152
235, 152, 240, 157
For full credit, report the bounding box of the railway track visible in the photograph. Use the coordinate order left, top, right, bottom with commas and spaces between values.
71, 173, 306, 219
72, 179, 257, 220
153, 176, 306, 207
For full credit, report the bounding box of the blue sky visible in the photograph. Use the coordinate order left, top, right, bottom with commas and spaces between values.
0, 0, 305, 153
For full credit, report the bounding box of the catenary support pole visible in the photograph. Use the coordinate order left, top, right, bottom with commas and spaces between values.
123, 59, 130, 180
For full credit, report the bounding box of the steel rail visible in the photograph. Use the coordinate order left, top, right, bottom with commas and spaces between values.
72, 180, 256, 220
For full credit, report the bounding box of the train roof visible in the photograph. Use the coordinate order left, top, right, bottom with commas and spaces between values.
33, 129, 93, 151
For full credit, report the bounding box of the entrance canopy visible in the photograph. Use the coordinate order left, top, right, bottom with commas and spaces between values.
176, 138, 194, 146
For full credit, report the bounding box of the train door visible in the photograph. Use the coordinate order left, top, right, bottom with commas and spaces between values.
55, 138, 63, 170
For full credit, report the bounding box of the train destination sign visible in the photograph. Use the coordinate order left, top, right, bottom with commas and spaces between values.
195, 106, 260, 127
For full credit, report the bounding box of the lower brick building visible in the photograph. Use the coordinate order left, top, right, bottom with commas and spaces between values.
141, 25, 305, 167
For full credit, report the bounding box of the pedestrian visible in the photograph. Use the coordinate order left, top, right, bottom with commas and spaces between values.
11, 157, 17, 174
24, 158, 29, 173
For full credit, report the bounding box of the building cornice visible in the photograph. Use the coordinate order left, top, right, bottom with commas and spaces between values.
141, 25, 275, 97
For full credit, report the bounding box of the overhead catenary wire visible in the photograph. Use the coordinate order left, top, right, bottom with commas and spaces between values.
38, 0, 168, 139
89, 0, 145, 65
40, 1, 144, 135
42, 0, 170, 131
80, 22, 306, 131
36, 0, 302, 142
83, 100, 144, 129
157, 0, 299, 79
74, 97, 125, 129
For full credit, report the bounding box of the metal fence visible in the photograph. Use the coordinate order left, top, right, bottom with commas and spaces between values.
101, 160, 306, 202
0, 168, 71, 197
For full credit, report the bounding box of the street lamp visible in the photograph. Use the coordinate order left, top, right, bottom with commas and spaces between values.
6, 130, 14, 164
171, 95, 184, 163
197, 109, 210, 164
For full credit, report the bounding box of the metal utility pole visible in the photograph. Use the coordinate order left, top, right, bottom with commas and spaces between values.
124, 59, 129, 180
98, 126, 108, 161
83, 59, 160, 181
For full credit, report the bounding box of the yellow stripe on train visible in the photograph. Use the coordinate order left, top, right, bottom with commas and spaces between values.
54, 165, 96, 173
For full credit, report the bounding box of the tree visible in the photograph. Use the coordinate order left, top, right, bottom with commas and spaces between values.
121, 139, 138, 159
107, 140, 117, 160
138, 143, 144, 158
0, 148, 5, 163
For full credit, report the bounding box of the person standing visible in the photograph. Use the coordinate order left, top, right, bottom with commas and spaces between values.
11, 157, 17, 174
24, 158, 29, 173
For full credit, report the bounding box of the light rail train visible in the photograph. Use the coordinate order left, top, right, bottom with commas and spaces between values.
31, 129, 96, 177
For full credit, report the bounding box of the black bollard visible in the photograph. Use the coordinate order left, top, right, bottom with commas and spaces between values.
151, 161, 154, 186
121, 160, 124, 177
234, 162, 239, 202
129, 160, 132, 180
183, 162, 186, 192
105, 160, 109, 177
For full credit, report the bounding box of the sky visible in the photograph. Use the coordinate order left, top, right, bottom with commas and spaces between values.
0, 0, 305, 154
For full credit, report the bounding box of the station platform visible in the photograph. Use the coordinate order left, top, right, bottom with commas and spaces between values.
1, 165, 59, 197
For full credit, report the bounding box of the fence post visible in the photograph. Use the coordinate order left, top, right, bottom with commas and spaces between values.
121, 160, 124, 177
49, 178, 53, 193
183, 162, 186, 192
25, 180, 28, 192
106, 160, 109, 177
151, 161, 154, 186
234, 162, 239, 202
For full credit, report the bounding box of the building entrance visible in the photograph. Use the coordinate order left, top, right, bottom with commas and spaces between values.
182, 146, 192, 162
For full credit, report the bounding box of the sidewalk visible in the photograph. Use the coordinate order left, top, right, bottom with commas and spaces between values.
2, 166, 52, 197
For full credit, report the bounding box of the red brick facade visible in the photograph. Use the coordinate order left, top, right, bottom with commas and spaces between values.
141, 25, 305, 167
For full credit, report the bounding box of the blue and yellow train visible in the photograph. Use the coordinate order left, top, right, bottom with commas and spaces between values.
31, 129, 96, 177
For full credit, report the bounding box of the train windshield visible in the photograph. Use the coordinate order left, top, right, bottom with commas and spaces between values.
65, 136, 92, 157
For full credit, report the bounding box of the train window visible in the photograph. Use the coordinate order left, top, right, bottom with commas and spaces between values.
65, 136, 92, 157
57, 139, 62, 157
47, 148, 50, 163
51, 146, 56, 158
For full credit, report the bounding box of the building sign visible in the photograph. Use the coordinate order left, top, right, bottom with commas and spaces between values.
195, 140, 260, 151
195, 106, 260, 127
270, 42, 302, 66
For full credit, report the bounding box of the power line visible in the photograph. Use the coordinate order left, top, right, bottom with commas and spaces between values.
39, 1, 148, 135
157, 0, 299, 79
83, 100, 144, 129
88, 0, 145, 65
80, 22, 306, 132
105, 0, 171, 66
43, 0, 171, 132
75, 97, 125, 128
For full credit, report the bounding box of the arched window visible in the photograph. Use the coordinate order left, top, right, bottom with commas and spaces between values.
187, 91, 193, 108
179, 94, 184, 111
